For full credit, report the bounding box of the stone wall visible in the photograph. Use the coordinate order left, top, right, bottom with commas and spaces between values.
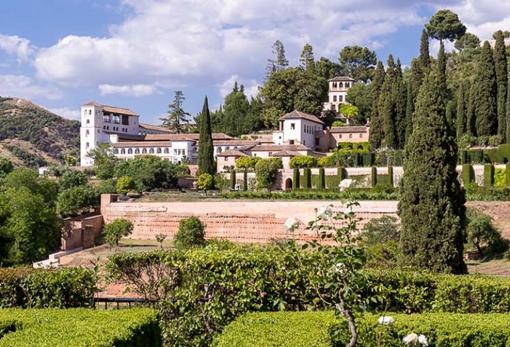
61, 213, 103, 251
101, 194, 397, 243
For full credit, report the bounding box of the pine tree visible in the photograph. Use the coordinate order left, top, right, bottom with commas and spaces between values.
420, 29, 430, 69
221, 82, 250, 136
198, 97, 215, 175
369, 61, 385, 149
494, 30, 508, 140
299, 43, 315, 72
266, 40, 289, 78
456, 82, 466, 138
475, 41, 497, 136
160, 91, 190, 133
380, 55, 397, 149
399, 71, 467, 274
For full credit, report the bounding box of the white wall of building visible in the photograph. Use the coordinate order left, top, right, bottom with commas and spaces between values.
281, 119, 321, 148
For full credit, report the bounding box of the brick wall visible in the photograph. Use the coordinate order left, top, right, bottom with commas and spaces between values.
101, 194, 397, 243
61, 213, 103, 250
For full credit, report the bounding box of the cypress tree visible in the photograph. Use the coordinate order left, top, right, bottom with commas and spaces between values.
381, 55, 397, 149
507, 73, 510, 143
475, 41, 497, 136
292, 168, 300, 190
405, 81, 413, 141
420, 29, 430, 70
318, 167, 326, 189
399, 71, 467, 274
456, 82, 466, 138
369, 61, 386, 149
466, 80, 476, 136
437, 41, 448, 107
446, 99, 456, 130
198, 96, 215, 175
394, 59, 407, 148
406, 59, 425, 139
494, 30, 508, 140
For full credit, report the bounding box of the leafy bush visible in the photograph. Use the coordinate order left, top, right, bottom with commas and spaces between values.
362, 215, 400, 245
104, 219, 134, 247
289, 156, 317, 169
96, 178, 117, 194
116, 175, 135, 194
255, 158, 282, 190
0, 157, 13, 179
0, 267, 96, 308
466, 209, 507, 257
58, 170, 87, 191
197, 173, 214, 191
174, 216, 205, 250
484, 163, 495, 187
56, 185, 98, 217
3, 144, 47, 168
115, 155, 178, 192
235, 156, 260, 170
221, 189, 398, 201
0, 308, 161, 346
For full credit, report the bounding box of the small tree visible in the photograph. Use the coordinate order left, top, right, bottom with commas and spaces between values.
155, 233, 167, 249
57, 186, 98, 217
197, 173, 214, 193
116, 176, 135, 195
318, 167, 326, 189
160, 91, 190, 134
104, 219, 134, 248
174, 216, 205, 250
289, 156, 317, 169
0, 157, 14, 178
59, 170, 87, 191
340, 104, 359, 124
255, 158, 282, 190
466, 209, 506, 257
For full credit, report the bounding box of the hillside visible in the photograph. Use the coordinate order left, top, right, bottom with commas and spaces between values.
0, 97, 80, 167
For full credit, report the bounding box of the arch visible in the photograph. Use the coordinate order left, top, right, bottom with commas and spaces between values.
284, 178, 293, 191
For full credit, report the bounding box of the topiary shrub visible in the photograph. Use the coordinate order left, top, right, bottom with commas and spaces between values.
174, 216, 206, 250
303, 168, 312, 189
371, 166, 377, 187
318, 167, 326, 189
197, 173, 214, 192
230, 170, 236, 190
104, 219, 134, 247
387, 166, 394, 187
337, 166, 347, 181
462, 164, 474, 185
243, 170, 248, 191
289, 156, 317, 169
484, 164, 495, 187
292, 168, 300, 190
506, 163, 510, 187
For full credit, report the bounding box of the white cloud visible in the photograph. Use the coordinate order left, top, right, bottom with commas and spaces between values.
0, 75, 61, 100
99, 83, 157, 97
0, 34, 34, 62
47, 106, 81, 120
33, 0, 458, 92
219, 75, 260, 99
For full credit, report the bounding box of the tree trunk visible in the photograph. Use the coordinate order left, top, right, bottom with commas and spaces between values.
337, 293, 357, 347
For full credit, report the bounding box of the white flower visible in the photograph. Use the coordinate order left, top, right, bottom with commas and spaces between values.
377, 316, 394, 325
284, 217, 299, 232
403, 333, 418, 345
331, 262, 347, 275
317, 205, 333, 220
418, 335, 428, 346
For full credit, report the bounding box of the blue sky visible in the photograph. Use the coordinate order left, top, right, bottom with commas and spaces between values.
0, 0, 508, 124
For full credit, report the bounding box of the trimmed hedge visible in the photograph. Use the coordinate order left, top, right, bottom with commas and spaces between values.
222, 189, 398, 201
371, 166, 377, 187
318, 167, 326, 189
213, 311, 336, 347
0, 308, 161, 346
216, 311, 510, 347
484, 164, 494, 187
0, 267, 96, 308
462, 164, 475, 185
303, 168, 312, 189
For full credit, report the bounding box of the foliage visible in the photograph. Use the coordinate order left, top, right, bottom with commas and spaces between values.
0, 267, 96, 308
235, 156, 260, 171
289, 155, 317, 169
115, 155, 178, 192
494, 30, 508, 140
0, 158, 13, 179
346, 82, 372, 125
0, 168, 59, 206
473, 41, 497, 136
58, 169, 87, 191
96, 178, 117, 194
399, 71, 466, 274
214, 311, 336, 347
160, 91, 190, 133
103, 219, 134, 247
56, 185, 98, 217
116, 175, 135, 194
255, 158, 282, 190
174, 216, 206, 250
369, 61, 386, 149
198, 97, 216, 175
455, 32, 481, 51
466, 209, 507, 257
222, 189, 398, 201
362, 215, 400, 246
0, 308, 160, 347
339, 104, 358, 120
88, 143, 118, 180
197, 173, 214, 191
338, 46, 377, 82
425, 9, 466, 42
484, 163, 495, 187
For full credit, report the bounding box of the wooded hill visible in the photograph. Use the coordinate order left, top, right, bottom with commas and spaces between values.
0, 97, 79, 167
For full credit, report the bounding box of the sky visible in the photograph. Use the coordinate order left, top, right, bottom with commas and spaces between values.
0, 0, 509, 124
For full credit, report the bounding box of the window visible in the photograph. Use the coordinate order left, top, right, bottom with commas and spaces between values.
89, 110, 92, 115
128, 149, 133, 154
346, 82, 350, 88
339, 134, 342, 139
149, 148, 154, 154
339, 95, 343, 102
86, 119, 90, 124
359, 134, 362, 138
113, 149, 119, 154
121, 149, 125, 154
333, 82, 337, 88
142, 148, 147, 154
86, 130, 89, 135
122, 115, 129, 125
315, 138, 320, 146
349, 134, 352, 138
86, 142, 90, 148
135, 149, 140, 154
290, 123, 295, 130
164, 148, 169, 154
333, 95, 337, 102
157, 148, 162, 153
339, 82, 344, 88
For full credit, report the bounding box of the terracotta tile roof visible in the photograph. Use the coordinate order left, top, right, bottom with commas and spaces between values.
216, 149, 248, 157
113, 133, 146, 141
278, 110, 324, 125
112, 141, 172, 148
213, 140, 259, 146
271, 150, 302, 157
139, 123, 172, 133
251, 144, 310, 152
329, 76, 355, 82
330, 126, 368, 133
82, 101, 138, 116
144, 133, 233, 141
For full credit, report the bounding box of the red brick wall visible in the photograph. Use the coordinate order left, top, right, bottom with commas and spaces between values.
101, 195, 397, 243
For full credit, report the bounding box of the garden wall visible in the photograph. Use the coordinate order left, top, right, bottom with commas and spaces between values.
100, 195, 398, 243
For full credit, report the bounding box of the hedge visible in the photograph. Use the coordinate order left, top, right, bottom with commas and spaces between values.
371, 166, 377, 187
0, 308, 161, 346
216, 311, 510, 347
462, 164, 474, 185
0, 267, 97, 308
213, 311, 336, 347
484, 164, 494, 187
222, 189, 398, 201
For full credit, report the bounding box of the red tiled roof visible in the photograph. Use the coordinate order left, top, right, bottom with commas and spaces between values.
251, 144, 310, 152
330, 126, 368, 133
82, 101, 138, 116
216, 149, 248, 157
278, 110, 324, 125
329, 76, 355, 82
139, 123, 172, 133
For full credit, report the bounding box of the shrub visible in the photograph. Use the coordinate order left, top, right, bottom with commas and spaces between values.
235, 156, 260, 170
289, 156, 317, 169
495, 167, 506, 187
115, 155, 178, 192
230, 170, 236, 190
0, 157, 14, 179
197, 173, 214, 191
484, 163, 495, 187
116, 176, 135, 194
174, 216, 205, 250
462, 164, 474, 185
255, 158, 282, 190
0, 267, 96, 308
58, 170, 87, 191
303, 168, 312, 189
0, 308, 161, 346
318, 167, 326, 189
507, 163, 510, 187
371, 166, 377, 187
104, 219, 134, 247
466, 209, 507, 257
56, 186, 98, 217
387, 166, 394, 186
362, 215, 400, 246
96, 178, 117, 194
292, 168, 300, 190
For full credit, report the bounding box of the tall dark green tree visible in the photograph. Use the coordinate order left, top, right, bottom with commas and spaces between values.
161, 91, 190, 133
299, 43, 315, 72
394, 59, 407, 147
380, 55, 398, 148
437, 41, 448, 107
338, 46, 377, 82
474, 41, 497, 136
419, 29, 430, 69
221, 82, 250, 136
405, 81, 414, 140
406, 58, 426, 138
198, 97, 215, 175
466, 80, 476, 136
266, 40, 289, 79
507, 73, 510, 143
315, 57, 341, 80
494, 30, 508, 140
369, 61, 385, 149
456, 82, 466, 138
399, 71, 467, 274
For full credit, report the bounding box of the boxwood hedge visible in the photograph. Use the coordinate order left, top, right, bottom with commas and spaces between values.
215, 311, 510, 347
0, 308, 160, 346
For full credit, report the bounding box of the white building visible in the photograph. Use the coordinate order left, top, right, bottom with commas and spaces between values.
274, 110, 324, 150
80, 101, 140, 166
323, 76, 355, 112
